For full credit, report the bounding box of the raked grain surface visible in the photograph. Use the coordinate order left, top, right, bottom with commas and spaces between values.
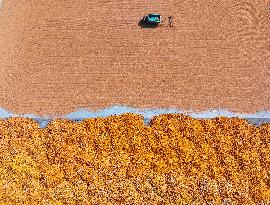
0, 0, 269, 117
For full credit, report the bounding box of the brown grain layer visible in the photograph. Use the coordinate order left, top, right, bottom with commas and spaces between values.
0, 0, 269, 117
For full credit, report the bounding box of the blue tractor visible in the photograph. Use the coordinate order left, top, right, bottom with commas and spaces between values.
142, 13, 161, 24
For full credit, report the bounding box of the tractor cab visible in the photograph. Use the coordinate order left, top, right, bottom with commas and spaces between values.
143, 13, 161, 24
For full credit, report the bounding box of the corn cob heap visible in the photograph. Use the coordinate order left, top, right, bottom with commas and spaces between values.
0, 113, 269, 204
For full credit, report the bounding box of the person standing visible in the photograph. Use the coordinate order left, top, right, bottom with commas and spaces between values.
168, 15, 173, 27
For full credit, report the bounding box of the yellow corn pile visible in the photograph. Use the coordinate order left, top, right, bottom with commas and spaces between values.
0, 113, 269, 204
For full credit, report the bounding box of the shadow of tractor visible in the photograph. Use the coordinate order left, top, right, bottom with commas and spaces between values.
138, 19, 159, 29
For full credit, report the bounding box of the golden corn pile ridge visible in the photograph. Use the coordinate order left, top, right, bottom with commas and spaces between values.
0, 113, 270, 204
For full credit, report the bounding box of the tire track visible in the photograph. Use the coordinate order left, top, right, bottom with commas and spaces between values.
215, 0, 270, 88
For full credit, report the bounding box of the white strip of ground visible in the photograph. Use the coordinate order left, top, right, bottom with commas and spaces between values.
0, 106, 270, 128
0, 106, 270, 119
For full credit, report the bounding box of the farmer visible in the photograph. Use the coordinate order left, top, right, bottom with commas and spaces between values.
168, 15, 173, 27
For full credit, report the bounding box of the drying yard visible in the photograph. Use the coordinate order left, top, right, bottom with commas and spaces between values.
0, 0, 270, 204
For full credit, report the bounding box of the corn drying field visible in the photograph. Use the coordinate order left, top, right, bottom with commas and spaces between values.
0, 113, 269, 204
